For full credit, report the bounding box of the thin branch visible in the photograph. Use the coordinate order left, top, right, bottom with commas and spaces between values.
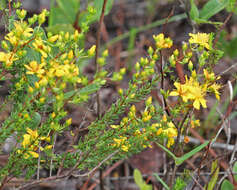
73, 150, 119, 178
50, 133, 57, 177
94, 1, 108, 189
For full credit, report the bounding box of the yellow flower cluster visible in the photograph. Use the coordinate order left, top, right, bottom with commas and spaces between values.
24, 34, 82, 91
18, 128, 52, 159
189, 33, 211, 50
153, 33, 173, 49
0, 20, 34, 68
170, 69, 221, 110
151, 115, 178, 148
0, 9, 50, 68
113, 136, 130, 152
110, 97, 178, 151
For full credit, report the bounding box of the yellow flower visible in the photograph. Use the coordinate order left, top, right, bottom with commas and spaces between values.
170, 75, 208, 110
153, 33, 173, 49
4, 21, 33, 46
26, 128, 39, 140
209, 83, 221, 100
189, 33, 210, 50
19, 128, 51, 159
163, 127, 177, 138
13, 21, 33, 38
22, 133, 31, 148
110, 125, 120, 129
5, 32, 17, 46
88, 45, 96, 56
32, 39, 51, 58
24, 61, 45, 77
0, 52, 18, 68
38, 9, 48, 24
167, 138, 175, 148
203, 69, 215, 81
170, 82, 190, 102
48, 35, 59, 43
27, 151, 39, 158
121, 145, 129, 152
188, 85, 207, 110
184, 136, 190, 144
156, 128, 163, 136
191, 119, 200, 128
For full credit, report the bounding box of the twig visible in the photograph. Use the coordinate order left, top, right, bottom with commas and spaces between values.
181, 136, 236, 151
50, 133, 57, 177
217, 62, 237, 77
213, 12, 233, 48
72, 150, 119, 178
37, 142, 41, 180
88, 160, 124, 190
190, 174, 205, 190
170, 164, 177, 188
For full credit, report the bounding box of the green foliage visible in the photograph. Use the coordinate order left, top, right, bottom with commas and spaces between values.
157, 141, 209, 166
153, 173, 170, 190
206, 160, 219, 190
220, 162, 237, 190
218, 31, 237, 58
173, 177, 187, 190
0, 0, 6, 10
0, 0, 229, 188
48, 0, 114, 34
189, 0, 228, 25
134, 169, 152, 190
221, 179, 234, 190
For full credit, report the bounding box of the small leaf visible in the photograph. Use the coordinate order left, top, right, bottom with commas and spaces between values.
0, 0, 6, 10
64, 82, 102, 99
199, 0, 228, 20
156, 143, 177, 161
134, 169, 144, 187
176, 141, 209, 165
189, 0, 199, 21
32, 112, 41, 127
88, 0, 114, 23
207, 160, 219, 190
79, 82, 102, 94
221, 179, 234, 190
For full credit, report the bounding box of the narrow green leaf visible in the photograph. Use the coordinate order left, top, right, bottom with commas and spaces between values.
156, 142, 177, 161
176, 141, 209, 165
32, 112, 41, 127
153, 173, 170, 190
79, 82, 102, 94
221, 179, 234, 190
233, 162, 237, 181
207, 160, 219, 190
64, 82, 102, 99
128, 28, 137, 51
195, 18, 222, 25
189, 0, 199, 21
199, 0, 228, 20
